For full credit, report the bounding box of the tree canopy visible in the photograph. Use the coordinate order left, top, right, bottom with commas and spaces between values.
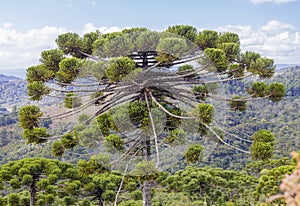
19, 25, 286, 206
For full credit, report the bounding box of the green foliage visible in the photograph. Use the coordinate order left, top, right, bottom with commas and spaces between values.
196, 30, 219, 49
106, 57, 136, 82
218, 42, 240, 62
40, 49, 65, 72
166, 128, 187, 146
0, 158, 78, 206
251, 130, 275, 161
81, 60, 107, 80
165, 25, 198, 41
248, 82, 267, 97
228, 63, 244, 78
177, 64, 193, 71
252, 130, 275, 143
51, 141, 65, 157
93, 31, 123, 54
133, 160, 158, 181
27, 81, 51, 101
195, 103, 214, 125
252, 57, 275, 78
152, 191, 194, 206
102, 35, 135, 57
0, 197, 5, 206
128, 100, 149, 126
78, 114, 90, 124
19, 105, 42, 129
251, 142, 274, 161
192, 85, 209, 101
9, 178, 20, 189
122, 27, 148, 35
77, 155, 111, 175
135, 31, 160, 51
204, 48, 228, 72
26, 64, 54, 83
22, 174, 33, 185
240, 52, 275, 78
92, 28, 147, 57
16, 25, 290, 206
64, 93, 82, 109
61, 133, 77, 149
240, 51, 261, 70
243, 157, 291, 177
96, 112, 117, 136
164, 166, 258, 204
55, 57, 81, 83
255, 164, 294, 199
82, 31, 100, 54
156, 37, 188, 59
267, 82, 286, 102
105, 134, 124, 151
23, 127, 49, 144
131, 190, 143, 201
78, 168, 122, 205
218, 32, 240, 44
229, 96, 247, 111
185, 144, 204, 163
56, 32, 84, 58
8, 193, 20, 206
177, 64, 196, 78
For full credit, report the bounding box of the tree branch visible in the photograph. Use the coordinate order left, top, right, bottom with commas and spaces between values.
145, 90, 160, 168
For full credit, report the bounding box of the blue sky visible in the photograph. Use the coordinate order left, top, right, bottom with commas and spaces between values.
0, 0, 299, 72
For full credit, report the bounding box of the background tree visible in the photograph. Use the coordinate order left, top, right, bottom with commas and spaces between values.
77, 155, 123, 206
251, 130, 275, 161
162, 166, 258, 205
19, 25, 286, 206
0, 158, 78, 206
267, 152, 300, 205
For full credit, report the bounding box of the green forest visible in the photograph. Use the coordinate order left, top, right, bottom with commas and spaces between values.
0, 25, 299, 206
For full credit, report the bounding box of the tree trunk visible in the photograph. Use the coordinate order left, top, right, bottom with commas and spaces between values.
96, 187, 104, 206
142, 140, 152, 206
143, 181, 152, 206
30, 177, 37, 206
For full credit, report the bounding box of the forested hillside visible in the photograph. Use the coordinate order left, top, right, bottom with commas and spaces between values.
199, 65, 300, 170
0, 66, 299, 168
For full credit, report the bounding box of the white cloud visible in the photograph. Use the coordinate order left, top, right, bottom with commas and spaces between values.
0, 23, 68, 70
251, 0, 297, 4
216, 20, 300, 64
261, 20, 295, 32
3, 22, 12, 29
82, 23, 130, 34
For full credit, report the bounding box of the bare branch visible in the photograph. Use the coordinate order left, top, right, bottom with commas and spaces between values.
203, 123, 251, 154
145, 90, 160, 168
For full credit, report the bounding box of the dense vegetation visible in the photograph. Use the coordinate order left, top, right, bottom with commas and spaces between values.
0, 24, 299, 205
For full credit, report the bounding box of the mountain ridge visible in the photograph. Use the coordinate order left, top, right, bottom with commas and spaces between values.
0, 74, 22, 82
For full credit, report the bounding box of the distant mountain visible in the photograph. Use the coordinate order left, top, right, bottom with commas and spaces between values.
275, 64, 300, 71
0, 74, 22, 82
0, 69, 26, 79
275, 65, 300, 76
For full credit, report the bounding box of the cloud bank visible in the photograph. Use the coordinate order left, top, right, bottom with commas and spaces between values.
0, 23, 68, 70
216, 20, 300, 64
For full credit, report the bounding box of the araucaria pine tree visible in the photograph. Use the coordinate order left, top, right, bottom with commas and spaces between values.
19, 25, 286, 206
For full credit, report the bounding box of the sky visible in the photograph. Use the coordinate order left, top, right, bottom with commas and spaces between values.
0, 0, 300, 73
